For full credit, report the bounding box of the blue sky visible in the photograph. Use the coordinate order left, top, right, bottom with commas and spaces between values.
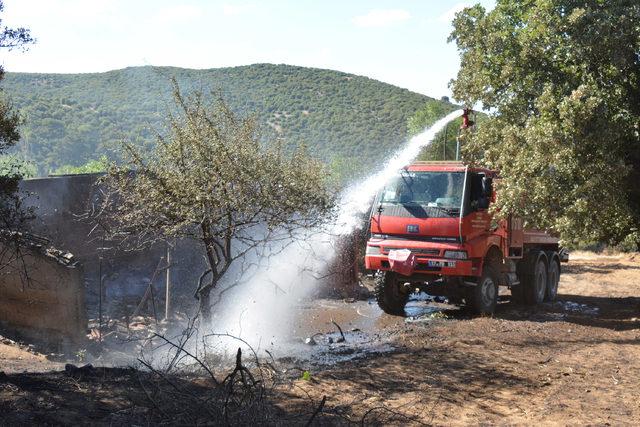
1, 0, 494, 100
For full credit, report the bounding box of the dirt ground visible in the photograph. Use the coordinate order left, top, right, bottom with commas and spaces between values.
282, 251, 640, 425
0, 337, 62, 374
1, 252, 640, 425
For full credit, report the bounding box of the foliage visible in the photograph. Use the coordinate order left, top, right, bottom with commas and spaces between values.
0, 154, 36, 178
2, 64, 453, 178
0, 0, 34, 238
0, 0, 33, 155
52, 156, 108, 175
615, 233, 640, 253
0, 164, 34, 232
406, 100, 465, 161
102, 82, 334, 318
407, 100, 455, 137
449, 0, 640, 248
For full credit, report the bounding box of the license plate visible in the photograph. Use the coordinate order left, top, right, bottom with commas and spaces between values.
427, 260, 456, 268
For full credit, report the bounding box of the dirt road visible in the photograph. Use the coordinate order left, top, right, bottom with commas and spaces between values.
1, 252, 639, 425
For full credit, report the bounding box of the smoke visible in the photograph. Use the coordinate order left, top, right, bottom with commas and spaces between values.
206, 110, 463, 354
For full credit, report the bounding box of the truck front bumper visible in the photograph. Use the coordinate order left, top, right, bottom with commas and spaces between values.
364, 239, 480, 277
366, 254, 476, 276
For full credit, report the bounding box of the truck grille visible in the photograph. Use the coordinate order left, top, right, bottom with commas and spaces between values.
383, 247, 440, 256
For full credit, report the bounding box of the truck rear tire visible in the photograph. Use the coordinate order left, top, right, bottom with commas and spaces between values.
375, 271, 409, 316
466, 265, 499, 316
545, 255, 560, 301
522, 252, 547, 305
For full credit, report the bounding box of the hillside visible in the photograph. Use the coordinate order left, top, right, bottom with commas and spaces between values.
1, 64, 456, 176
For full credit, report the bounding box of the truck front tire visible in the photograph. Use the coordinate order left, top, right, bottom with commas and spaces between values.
466, 265, 499, 315
375, 271, 409, 316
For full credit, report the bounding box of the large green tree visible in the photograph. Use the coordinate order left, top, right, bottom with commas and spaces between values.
450, 0, 640, 248
0, 0, 33, 234
0, 0, 32, 154
0, 1, 34, 281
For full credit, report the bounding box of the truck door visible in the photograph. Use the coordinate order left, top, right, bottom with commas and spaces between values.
508, 216, 524, 258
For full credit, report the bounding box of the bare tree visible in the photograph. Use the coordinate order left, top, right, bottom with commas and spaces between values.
101, 81, 334, 320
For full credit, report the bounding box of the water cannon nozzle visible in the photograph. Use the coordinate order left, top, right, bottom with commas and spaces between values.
461, 108, 475, 129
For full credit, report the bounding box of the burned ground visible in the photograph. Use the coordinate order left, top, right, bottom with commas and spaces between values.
1, 252, 640, 425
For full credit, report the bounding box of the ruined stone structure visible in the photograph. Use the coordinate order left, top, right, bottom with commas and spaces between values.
17, 174, 204, 323
0, 233, 86, 348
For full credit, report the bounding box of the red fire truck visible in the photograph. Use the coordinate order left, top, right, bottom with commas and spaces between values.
364, 161, 567, 315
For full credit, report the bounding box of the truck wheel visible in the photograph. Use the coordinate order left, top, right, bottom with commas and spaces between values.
466, 266, 499, 315
523, 253, 547, 305
374, 271, 409, 316
545, 256, 560, 301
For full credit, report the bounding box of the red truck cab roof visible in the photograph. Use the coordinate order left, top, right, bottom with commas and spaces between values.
406, 161, 496, 176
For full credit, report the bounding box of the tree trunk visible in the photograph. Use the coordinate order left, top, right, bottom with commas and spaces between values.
197, 222, 233, 322
199, 287, 212, 322
198, 221, 219, 322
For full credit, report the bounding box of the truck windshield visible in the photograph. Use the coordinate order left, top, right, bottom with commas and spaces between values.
380, 171, 464, 209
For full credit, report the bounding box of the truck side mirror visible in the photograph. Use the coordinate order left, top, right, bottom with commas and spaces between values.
482, 177, 493, 197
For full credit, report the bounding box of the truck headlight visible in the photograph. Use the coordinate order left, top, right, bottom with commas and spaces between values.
444, 250, 468, 260
366, 245, 381, 255
371, 234, 388, 240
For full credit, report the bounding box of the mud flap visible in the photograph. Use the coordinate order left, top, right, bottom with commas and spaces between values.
388, 249, 416, 277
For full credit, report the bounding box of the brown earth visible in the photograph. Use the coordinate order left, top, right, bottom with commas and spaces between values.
0, 337, 62, 374
282, 252, 640, 425
1, 252, 640, 425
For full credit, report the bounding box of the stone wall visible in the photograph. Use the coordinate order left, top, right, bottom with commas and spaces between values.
0, 240, 86, 347
18, 174, 205, 319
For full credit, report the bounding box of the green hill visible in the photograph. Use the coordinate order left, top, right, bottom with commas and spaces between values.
1, 64, 456, 176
